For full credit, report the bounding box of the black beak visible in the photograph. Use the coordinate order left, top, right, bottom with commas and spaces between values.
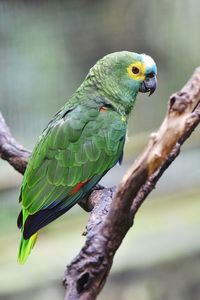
139, 76, 157, 96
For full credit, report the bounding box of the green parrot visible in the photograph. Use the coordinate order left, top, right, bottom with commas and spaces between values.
17, 51, 157, 263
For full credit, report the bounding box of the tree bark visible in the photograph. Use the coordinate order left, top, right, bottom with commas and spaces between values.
0, 68, 200, 300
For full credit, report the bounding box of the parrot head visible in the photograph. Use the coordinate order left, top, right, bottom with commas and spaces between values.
88, 51, 157, 114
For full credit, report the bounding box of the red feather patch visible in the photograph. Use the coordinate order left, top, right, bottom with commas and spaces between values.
71, 180, 89, 194
99, 106, 107, 112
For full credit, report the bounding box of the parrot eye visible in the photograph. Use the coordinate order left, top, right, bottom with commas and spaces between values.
132, 66, 140, 74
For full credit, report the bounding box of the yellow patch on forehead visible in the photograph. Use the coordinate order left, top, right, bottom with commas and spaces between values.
127, 61, 146, 81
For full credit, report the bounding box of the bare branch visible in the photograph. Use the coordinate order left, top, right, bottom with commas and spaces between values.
0, 68, 200, 300
0, 113, 31, 174
63, 68, 200, 300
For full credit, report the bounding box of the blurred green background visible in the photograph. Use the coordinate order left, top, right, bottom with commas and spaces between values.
0, 1, 200, 299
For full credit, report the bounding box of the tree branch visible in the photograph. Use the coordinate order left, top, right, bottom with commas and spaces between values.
63, 68, 200, 300
0, 68, 200, 300
0, 113, 31, 174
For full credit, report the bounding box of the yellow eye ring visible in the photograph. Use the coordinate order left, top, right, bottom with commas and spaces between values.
127, 62, 145, 81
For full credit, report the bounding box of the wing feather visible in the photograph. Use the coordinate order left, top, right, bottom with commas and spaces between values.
20, 104, 126, 237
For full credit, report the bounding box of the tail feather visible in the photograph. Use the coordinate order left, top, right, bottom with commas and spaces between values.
18, 233, 38, 264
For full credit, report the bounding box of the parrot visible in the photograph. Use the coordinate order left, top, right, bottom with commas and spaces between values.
17, 51, 157, 263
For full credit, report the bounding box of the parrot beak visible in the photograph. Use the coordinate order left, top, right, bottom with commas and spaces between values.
139, 75, 157, 96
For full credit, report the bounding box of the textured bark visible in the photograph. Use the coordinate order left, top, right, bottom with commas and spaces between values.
0, 68, 200, 300
63, 68, 200, 300
0, 113, 31, 174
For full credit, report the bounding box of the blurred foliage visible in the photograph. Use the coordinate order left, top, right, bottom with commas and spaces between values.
0, 0, 200, 145
0, 0, 200, 299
